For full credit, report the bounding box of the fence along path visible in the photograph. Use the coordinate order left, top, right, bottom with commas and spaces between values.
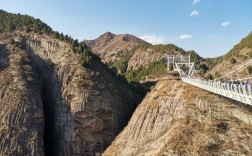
174, 57, 252, 106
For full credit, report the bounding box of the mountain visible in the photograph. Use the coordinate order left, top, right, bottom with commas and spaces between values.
83, 32, 206, 84
206, 32, 252, 78
83, 32, 150, 63
0, 10, 141, 156
103, 80, 252, 155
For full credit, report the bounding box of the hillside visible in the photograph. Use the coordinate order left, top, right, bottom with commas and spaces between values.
83, 31, 207, 84
83, 32, 150, 63
206, 32, 252, 78
114, 45, 204, 83
0, 10, 142, 156
103, 80, 252, 156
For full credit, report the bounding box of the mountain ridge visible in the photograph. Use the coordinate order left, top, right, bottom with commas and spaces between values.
83, 32, 150, 63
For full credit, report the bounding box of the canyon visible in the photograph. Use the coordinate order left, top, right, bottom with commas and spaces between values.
0, 32, 141, 156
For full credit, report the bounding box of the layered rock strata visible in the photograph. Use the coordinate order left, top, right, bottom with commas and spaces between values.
0, 32, 141, 156
0, 42, 44, 155
103, 80, 252, 156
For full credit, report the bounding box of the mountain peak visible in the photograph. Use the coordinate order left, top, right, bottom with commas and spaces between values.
83, 32, 150, 62
99, 31, 116, 41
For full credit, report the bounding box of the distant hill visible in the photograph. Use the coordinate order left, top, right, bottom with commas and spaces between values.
83, 32, 150, 63
206, 32, 252, 79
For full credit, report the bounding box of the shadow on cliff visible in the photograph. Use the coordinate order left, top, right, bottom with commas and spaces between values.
25, 40, 145, 155
26, 43, 71, 156
0, 44, 10, 72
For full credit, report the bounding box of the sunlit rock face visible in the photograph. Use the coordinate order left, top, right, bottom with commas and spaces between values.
0, 32, 141, 156
103, 80, 252, 156
0, 42, 44, 156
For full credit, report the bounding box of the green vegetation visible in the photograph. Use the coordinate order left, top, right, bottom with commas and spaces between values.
214, 71, 221, 79
0, 10, 53, 34
229, 57, 236, 64
10, 38, 15, 45
205, 73, 213, 80
223, 32, 252, 60
248, 51, 252, 58
125, 61, 166, 83
110, 50, 135, 74
244, 65, 252, 75
199, 63, 209, 75
204, 57, 222, 71
188, 50, 204, 65
168, 63, 173, 71
0, 9, 75, 44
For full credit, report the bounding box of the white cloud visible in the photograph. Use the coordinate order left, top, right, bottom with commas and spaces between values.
190, 10, 199, 16
140, 35, 165, 45
193, 0, 201, 4
221, 21, 231, 27
179, 34, 193, 40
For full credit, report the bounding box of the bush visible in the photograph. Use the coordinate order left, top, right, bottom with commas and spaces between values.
168, 63, 173, 71
214, 71, 221, 79
229, 57, 236, 64
245, 65, 252, 74
199, 63, 209, 75
10, 38, 15, 45
248, 51, 252, 58
205, 73, 213, 80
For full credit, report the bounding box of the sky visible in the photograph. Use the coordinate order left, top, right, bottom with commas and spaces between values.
0, 0, 251, 57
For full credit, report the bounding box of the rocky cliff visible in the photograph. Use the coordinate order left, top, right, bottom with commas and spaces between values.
103, 80, 252, 156
0, 38, 44, 155
0, 31, 141, 156
83, 32, 149, 63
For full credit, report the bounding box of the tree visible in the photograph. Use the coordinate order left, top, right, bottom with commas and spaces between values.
25, 26, 31, 33
168, 63, 173, 71
199, 64, 209, 75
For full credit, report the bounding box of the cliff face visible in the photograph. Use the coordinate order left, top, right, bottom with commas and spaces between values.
0, 41, 44, 155
0, 31, 141, 156
83, 32, 149, 63
103, 80, 252, 156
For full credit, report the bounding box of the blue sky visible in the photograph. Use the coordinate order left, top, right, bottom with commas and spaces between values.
0, 0, 251, 57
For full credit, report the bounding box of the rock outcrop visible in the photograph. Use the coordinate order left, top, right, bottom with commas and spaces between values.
0, 31, 141, 156
103, 80, 252, 156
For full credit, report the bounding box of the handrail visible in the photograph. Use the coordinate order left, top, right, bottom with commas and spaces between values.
182, 77, 252, 105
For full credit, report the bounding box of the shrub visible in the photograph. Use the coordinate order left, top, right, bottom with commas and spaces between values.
205, 73, 213, 80
229, 57, 236, 64
10, 38, 15, 45
248, 51, 252, 58
214, 71, 221, 79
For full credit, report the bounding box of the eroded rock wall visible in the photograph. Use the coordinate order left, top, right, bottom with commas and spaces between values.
25, 33, 140, 155
103, 80, 252, 156
0, 43, 44, 156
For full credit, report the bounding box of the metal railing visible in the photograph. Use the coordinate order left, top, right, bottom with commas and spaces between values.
182, 77, 252, 105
